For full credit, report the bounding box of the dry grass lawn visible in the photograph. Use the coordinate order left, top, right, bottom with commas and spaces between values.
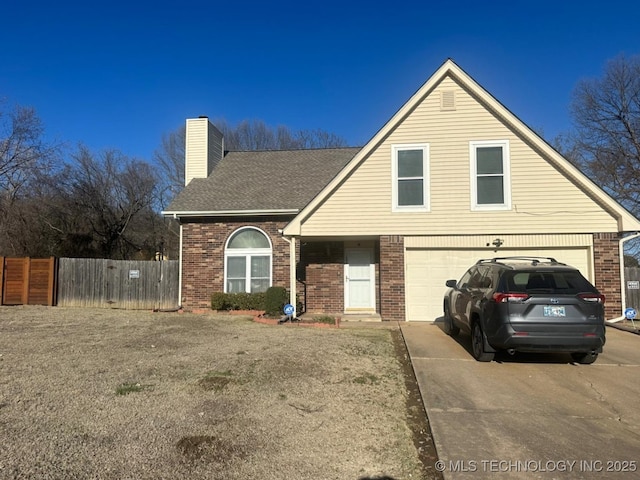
0, 306, 432, 479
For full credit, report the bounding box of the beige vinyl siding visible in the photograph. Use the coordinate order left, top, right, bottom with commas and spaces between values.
185, 118, 208, 186
185, 118, 223, 186
404, 234, 594, 249
298, 76, 618, 236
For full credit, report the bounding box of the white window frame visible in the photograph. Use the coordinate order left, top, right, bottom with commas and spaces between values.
224, 226, 273, 293
391, 143, 430, 212
470, 140, 511, 211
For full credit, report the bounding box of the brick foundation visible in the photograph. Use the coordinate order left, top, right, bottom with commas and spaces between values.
593, 232, 621, 319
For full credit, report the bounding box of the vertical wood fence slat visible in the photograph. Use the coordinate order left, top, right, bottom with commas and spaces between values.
56, 258, 179, 310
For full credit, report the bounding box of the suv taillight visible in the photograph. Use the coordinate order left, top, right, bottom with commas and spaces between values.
578, 293, 605, 304
493, 292, 530, 303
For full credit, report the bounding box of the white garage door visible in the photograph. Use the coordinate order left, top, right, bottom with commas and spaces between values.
405, 248, 591, 322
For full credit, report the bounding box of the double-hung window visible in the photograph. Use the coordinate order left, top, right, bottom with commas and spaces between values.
392, 144, 429, 211
224, 227, 272, 293
470, 140, 511, 210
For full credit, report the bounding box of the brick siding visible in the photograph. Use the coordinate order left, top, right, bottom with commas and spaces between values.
182, 226, 619, 322
300, 241, 344, 313
593, 232, 621, 319
379, 235, 405, 321
180, 217, 296, 310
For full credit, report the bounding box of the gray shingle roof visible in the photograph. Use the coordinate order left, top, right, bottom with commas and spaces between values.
165, 147, 361, 214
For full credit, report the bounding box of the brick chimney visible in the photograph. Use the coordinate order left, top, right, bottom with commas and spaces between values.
184, 116, 224, 186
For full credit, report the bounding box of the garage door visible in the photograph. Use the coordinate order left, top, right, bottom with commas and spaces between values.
405, 248, 591, 322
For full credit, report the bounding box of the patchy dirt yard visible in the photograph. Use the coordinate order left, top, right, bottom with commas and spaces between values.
0, 306, 438, 479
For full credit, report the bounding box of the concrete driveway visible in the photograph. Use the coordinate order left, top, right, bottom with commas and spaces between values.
400, 322, 640, 479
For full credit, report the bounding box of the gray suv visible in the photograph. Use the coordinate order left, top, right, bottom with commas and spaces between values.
443, 257, 605, 364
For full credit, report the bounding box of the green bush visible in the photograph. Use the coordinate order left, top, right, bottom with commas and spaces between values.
210, 292, 266, 311
264, 286, 289, 316
211, 292, 228, 310
232, 292, 266, 310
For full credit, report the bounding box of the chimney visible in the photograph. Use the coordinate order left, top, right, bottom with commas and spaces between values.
184, 116, 224, 186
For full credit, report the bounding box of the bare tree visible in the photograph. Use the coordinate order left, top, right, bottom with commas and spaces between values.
562, 54, 640, 263
212, 118, 348, 151
0, 104, 179, 259
567, 54, 640, 216
0, 104, 57, 193
154, 125, 185, 209
0, 103, 60, 256
296, 128, 349, 149
53, 146, 161, 259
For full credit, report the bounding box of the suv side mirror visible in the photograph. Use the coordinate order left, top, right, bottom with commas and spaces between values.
445, 279, 457, 288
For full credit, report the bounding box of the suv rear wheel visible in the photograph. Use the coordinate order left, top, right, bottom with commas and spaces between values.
443, 303, 460, 337
571, 352, 598, 365
471, 322, 494, 362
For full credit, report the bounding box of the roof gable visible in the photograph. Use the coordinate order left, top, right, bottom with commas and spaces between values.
283, 59, 640, 234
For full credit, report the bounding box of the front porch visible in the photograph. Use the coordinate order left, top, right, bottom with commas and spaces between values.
292, 236, 405, 322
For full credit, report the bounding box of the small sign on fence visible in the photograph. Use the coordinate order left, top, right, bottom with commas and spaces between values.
628, 281, 640, 290
129, 270, 140, 279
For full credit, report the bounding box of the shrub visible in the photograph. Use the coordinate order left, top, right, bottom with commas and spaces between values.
210, 292, 266, 311
211, 292, 229, 310
264, 286, 288, 316
232, 292, 266, 310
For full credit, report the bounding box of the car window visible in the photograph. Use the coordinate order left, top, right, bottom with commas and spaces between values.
467, 268, 485, 288
549, 271, 597, 293
476, 265, 493, 289
504, 271, 597, 294
458, 268, 474, 288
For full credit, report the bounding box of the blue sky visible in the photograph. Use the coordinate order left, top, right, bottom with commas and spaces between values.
1, 1, 638, 161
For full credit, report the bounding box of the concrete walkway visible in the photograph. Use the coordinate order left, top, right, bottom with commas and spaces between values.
400, 322, 640, 479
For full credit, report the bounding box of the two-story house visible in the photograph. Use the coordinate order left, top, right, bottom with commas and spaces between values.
164, 59, 640, 321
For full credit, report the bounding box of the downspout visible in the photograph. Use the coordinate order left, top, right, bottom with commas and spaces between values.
607, 231, 640, 323
178, 222, 183, 309
281, 234, 297, 317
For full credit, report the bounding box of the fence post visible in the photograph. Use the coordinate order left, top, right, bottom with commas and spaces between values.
48, 257, 57, 306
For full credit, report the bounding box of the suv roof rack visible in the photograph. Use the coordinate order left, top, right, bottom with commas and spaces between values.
476, 256, 566, 266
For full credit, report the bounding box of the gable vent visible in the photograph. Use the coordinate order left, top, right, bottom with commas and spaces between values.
440, 90, 456, 111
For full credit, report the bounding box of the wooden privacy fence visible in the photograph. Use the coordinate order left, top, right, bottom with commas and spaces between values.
624, 267, 640, 311
56, 258, 179, 310
0, 257, 57, 306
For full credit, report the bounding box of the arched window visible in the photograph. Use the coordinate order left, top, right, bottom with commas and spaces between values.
224, 227, 272, 293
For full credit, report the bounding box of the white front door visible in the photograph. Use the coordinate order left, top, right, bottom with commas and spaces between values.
345, 248, 375, 311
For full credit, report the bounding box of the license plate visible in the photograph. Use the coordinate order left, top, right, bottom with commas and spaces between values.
544, 306, 566, 317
